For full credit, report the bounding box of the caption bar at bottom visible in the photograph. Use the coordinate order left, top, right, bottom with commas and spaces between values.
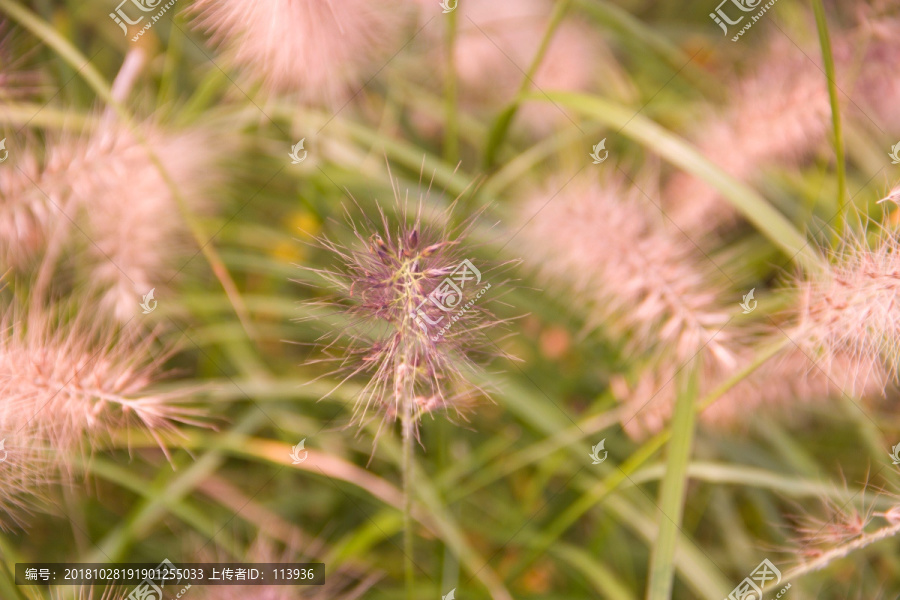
16, 562, 325, 586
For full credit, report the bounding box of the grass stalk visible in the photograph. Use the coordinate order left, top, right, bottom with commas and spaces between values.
443, 4, 459, 164
84, 458, 245, 559
510, 338, 791, 578
646, 357, 701, 599
483, 0, 572, 168
86, 409, 268, 562
118, 429, 516, 600
572, 0, 722, 100
0, 557, 27, 600
402, 399, 416, 600
762, 521, 900, 593
811, 0, 847, 241
534, 90, 825, 273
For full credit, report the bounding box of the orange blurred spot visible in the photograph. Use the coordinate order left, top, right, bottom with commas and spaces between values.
540, 326, 570, 360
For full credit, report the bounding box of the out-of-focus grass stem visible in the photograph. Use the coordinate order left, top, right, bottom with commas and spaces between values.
85, 409, 268, 562
509, 337, 791, 578
812, 0, 847, 242
646, 358, 700, 600
401, 394, 416, 600
762, 520, 900, 593
0, 557, 27, 600
534, 91, 826, 274
572, 0, 722, 100
443, 5, 459, 164
483, 0, 572, 168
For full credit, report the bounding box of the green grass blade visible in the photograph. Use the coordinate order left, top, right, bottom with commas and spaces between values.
86, 409, 269, 561
530, 91, 826, 273
482, 0, 572, 168
552, 543, 636, 600
646, 358, 700, 599
512, 339, 791, 577
606, 495, 731, 599
812, 0, 847, 241
443, 4, 459, 163
572, 0, 722, 100
83, 458, 244, 559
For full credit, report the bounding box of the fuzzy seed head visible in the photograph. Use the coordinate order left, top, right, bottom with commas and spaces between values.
615, 344, 886, 438
791, 229, 900, 392
304, 196, 502, 429
0, 122, 220, 321
0, 146, 55, 269
189, 0, 411, 104
883, 505, 900, 525
789, 491, 876, 551
56, 123, 220, 321
0, 301, 204, 523
665, 35, 831, 235
519, 175, 734, 367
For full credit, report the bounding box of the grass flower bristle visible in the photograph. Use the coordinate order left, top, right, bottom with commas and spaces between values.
189, 0, 411, 104
0, 299, 205, 522
301, 188, 506, 434
519, 174, 734, 367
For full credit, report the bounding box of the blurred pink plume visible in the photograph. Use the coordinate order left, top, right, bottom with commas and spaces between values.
190, 0, 412, 104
